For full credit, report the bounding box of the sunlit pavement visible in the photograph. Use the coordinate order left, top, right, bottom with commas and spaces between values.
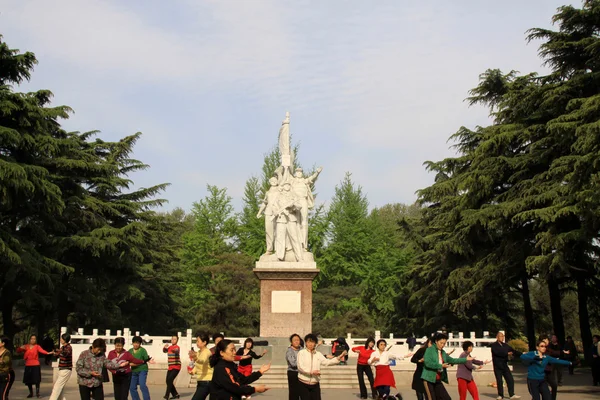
7, 365, 599, 399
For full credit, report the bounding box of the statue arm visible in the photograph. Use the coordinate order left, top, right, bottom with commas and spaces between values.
307, 166, 323, 183
256, 196, 268, 218
274, 165, 284, 184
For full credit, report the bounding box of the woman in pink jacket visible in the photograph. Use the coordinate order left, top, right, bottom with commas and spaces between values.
107, 337, 145, 400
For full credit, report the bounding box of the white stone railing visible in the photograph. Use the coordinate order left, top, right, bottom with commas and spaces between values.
60, 327, 501, 363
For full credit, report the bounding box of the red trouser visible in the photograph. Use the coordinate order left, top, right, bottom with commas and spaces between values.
457, 378, 479, 400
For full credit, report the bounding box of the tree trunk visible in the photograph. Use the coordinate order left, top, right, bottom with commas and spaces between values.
57, 273, 70, 332
521, 274, 536, 350
479, 307, 488, 332
1, 298, 17, 342
547, 276, 565, 344
37, 312, 46, 339
575, 275, 592, 364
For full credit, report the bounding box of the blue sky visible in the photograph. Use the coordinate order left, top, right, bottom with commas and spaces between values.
2, 0, 573, 212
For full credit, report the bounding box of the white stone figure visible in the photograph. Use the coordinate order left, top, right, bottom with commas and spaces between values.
273, 183, 304, 262
291, 166, 323, 249
257, 112, 322, 263
256, 177, 280, 254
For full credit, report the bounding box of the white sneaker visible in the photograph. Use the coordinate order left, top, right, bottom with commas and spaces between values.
497, 397, 503, 400
510, 396, 521, 399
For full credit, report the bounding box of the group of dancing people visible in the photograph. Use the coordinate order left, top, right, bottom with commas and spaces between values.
350, 331, 581, 400
0, 333, 161, 400
1, 331, 593, 400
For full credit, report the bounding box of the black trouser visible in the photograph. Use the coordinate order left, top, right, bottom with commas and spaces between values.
165, 369, 180, 398
544, 370, 557, 400
1, 376, 8, 400
298, 381, 321, 400
593, 358, 600, 385
79, 385, 104, 400
113, 373, 131, 400
552, 364, 562, 385
567, 362, 574, 375
6, 370, 14, 399
527, 379, 551, 400
493, 365, 515, 397
423, 380, 451, 400
356, 364, 375, 399
191, 380, 210, 400
416, 391, 425, 400
287, 370, 300, 400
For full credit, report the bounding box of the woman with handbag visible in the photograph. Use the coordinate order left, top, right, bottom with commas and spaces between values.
107, 337, 145, 400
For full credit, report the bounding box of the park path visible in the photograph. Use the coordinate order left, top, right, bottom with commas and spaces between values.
8, 364, 600, 399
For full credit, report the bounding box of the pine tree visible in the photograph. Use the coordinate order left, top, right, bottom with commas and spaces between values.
1, 35, 177, 336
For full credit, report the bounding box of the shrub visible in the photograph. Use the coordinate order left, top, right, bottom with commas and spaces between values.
508, 339, 529, 354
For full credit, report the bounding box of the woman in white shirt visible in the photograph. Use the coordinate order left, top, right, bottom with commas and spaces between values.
297, 333, 346, 400
368, 339, 411, 399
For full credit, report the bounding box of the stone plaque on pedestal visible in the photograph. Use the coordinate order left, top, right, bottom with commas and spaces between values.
253, 262, 319, 337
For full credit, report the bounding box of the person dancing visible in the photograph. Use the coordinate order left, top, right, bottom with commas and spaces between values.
16, 335, 51, 398
368, 339, 411, 399
286, 334, 303, 400
352, 337, 376, 399
49, 333, 73, 400
521, 339, 571, 400
456, 340, 490, 400
411, 337, 432, 400
422, 333, 470, 400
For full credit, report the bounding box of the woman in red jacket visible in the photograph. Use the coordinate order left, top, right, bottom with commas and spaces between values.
352, 337, 376, 399
16, 335, 51, 398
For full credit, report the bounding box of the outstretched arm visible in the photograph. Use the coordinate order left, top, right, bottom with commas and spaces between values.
307, 167, 323, 183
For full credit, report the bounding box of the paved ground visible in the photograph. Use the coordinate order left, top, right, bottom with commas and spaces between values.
7, 365, 600, 399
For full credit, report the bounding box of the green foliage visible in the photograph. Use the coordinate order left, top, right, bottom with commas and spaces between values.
312, 286, 375, 337
508, 339, 529, 354
318, 172, 373, 286
179, 185, 238, 323
191, 253, 260, 337
0, 35, 184, 338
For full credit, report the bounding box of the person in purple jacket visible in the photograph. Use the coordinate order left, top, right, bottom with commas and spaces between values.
456, 341, 491, 400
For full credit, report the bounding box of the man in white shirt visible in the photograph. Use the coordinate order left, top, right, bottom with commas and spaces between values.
297, 333, 346, 400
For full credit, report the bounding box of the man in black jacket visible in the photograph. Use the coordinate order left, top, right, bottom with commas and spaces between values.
563, 336, 578, 375
490, 332, 520, 400
547, 335, 566, 386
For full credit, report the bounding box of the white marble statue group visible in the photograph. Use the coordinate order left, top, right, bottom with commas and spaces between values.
256, 112, 322, 263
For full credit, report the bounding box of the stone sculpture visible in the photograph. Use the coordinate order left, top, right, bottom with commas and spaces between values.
257, 112, 322, 262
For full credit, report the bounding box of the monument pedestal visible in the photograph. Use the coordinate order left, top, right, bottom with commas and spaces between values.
253, 261, 319, 337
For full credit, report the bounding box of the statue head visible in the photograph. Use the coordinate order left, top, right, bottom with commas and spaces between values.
295, 167, 303, 178
269, 177, 278, 186
282, 183, 291, 192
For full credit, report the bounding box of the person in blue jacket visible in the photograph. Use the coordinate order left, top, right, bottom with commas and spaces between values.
520, 339, 571, 400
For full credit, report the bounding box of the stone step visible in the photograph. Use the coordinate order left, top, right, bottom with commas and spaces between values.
188, 365, 498, 389
188, 367, 371, 388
